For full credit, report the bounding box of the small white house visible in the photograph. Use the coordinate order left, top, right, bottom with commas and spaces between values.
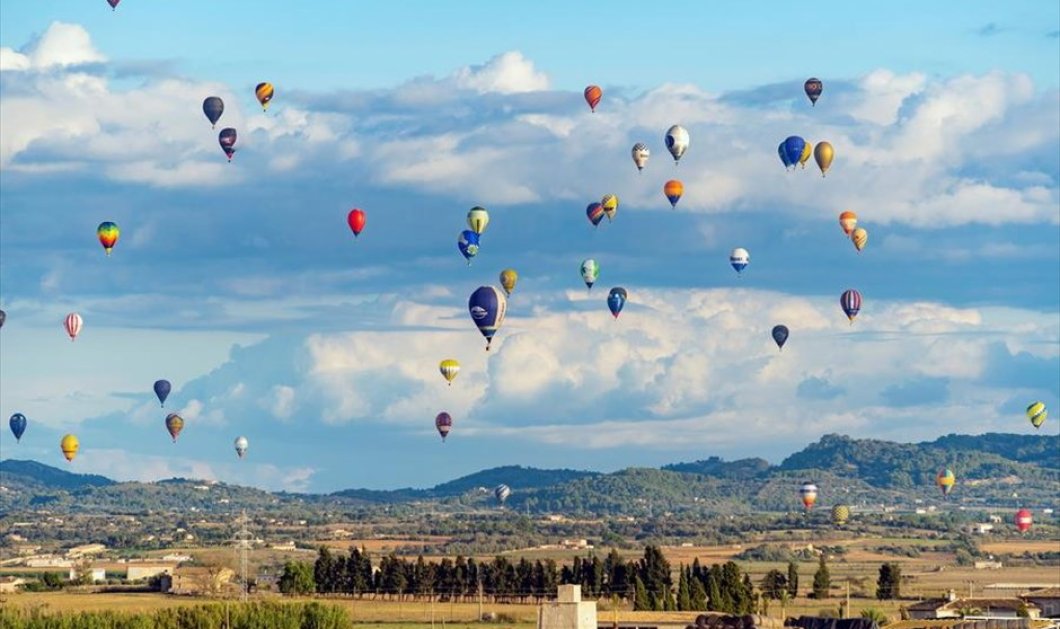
69, 567, 106, 583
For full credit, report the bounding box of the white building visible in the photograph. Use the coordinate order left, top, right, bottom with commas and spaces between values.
538, 585, 597, 629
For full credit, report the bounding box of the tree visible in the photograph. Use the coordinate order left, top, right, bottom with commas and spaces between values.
812, 555, 830, 599
761, 569, 788, 600
279, 561, 315, 595
677, 567, 692, 611
861, 608, 889, 625
786, 561, 799, 598
690, 576, 708, 610
876, 563, 901, 600
633, 575, 650, 611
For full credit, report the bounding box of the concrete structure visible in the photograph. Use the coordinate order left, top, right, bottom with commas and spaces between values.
69, 567, 106, 583
126, 565, 174, 581
538, 585, 597, 629
0, 577, 27, 593
66, 543, 106, 558
1021, 588, 1060, 618
906, 592, 1041, 620
161, 567, 235, 596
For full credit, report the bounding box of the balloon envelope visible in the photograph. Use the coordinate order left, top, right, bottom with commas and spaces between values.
729, 247, 750, 274
607, 287, 627, 319
586, 202, 605, 227
601, 194, 619, 221
61, 434, 79, 462
64, 313, 83, 341
495, 484, 511, 504
839, 211, 858, 235
580, 259, 599, 290
439, 359, 460, 385
663, 180, 683, 208
1015, 508, 1033, 532
851, 228, 868, 252
799, 482, 818, 509
9, 413, 27, 442
499, 269, 518, 296
458, 230, 480, 263
771, 325, 789, 350
219, 128, 237, 161
814, 141, 834, 176
0, 309, 5, 328
347, 209, 366, 237
234, 436, 249, 458
782, 136, 806, 169
1026, 401, 1047, 428
468, 286, 507, 350
165, 413, 184, 442
467, 207, 490, 235
202, 96, 224, 127
435, 412, 453, 440
831, 504, 850, 525
97, 222, 120, 255
631, 143, 650, 171
255, 82, 274, 110
153, 380, 171, 407
840, 289, 862, 323
936, 469, 956, 496
665, 125, 689, 162
584, 85, 602, 112
804, 78, 823, 105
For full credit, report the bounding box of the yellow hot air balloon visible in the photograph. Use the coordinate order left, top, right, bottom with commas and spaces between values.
255, 82, 274, 111
601, 194, 619, 221
831, 504, 850, 525
60, 434, 80, 462
814, 141, 834, 177
439, 359, 460, 386
499, 269, 518, 296
467, 207, 490, 235
851, 227, 868, 253
1027, 401, 1047, 428
799, 141, 813, 169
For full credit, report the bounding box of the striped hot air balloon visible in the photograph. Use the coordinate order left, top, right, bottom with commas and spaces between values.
584, 85, 602, 112
1027, 401, 1047, 429
799, 482, 818, 510
439, 359, 460, 386
255, 82, 274, 111
1015, 508, 1033, 533
936, 468, 956, 497
494, 484, 511, 505
64, 313, 83, 341
840, 289, 862, 324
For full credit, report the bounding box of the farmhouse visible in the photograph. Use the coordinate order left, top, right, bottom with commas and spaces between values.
66, 543, 106, 558
1021, 588, 1060, 618
161, 566, 235, 596
0, 577, 27, 593
126, 565, 175, 581
906, 591, 1042, 620
69, 566, 107, 583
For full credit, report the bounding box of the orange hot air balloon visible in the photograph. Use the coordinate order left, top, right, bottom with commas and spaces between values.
839, 211, 858, 236
663, 179, 684, 208
255, 82, 274, 111
60, 434, 80, 462
584, 85, 602, 112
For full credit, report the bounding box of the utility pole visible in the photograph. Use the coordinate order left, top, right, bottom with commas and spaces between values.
231, 510, 253, 603
478, 576, 484, 621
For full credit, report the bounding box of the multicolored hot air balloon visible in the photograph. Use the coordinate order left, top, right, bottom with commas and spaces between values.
584, 85, 602, 112
9, 413, 27, 442
936, 468, 956, 497
202, 96, 224, 128
631, 143, 650, 171
799, 141, 813, 169
435, 412, 453, 441
851, 227, 868, 253
219, 128, 237, 162
781, 136, 806, 171
499, 269, 518, 296
601, 194, 619, 222
831, 504, 850, 525
665, 125, 689, 163
840, 289, 862, 324
165, 413, 184, 442
468, 285, 507, 351
839, 211, 858, 236
347, 209, 366, 238
495, 484, 511, 504
61, 434, 79, 462
799, 482, 818, 510
153, 379, 171, 407
772, 325, 789, 351
1027, 402, 1047, 428
814, 142, 834, 176
467, 207, 490, 235
64, 313, 83, 341
458, 230, 480, 265
97, 222, 120, 256
729, 248, 749, 275
106, 0, 120, 10
580, 259, 599, 291
234, 436, 249, 459
586, 202, 605, 227
1015, 508, 1033, 532
804, 78, 823, 106
255, 82, 274, 111
439, 359, 460, 386
607, 287, 627, 319
664, 180, 683, 208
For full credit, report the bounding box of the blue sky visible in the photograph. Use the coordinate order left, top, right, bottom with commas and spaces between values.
0, 2, 1057, 493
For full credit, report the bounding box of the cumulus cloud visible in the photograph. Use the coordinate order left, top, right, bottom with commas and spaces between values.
452, 51, 550, 94
0, 22, 105, 71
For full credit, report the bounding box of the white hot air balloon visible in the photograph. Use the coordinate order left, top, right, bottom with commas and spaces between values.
631, 143, 650, 171
665, 125, 689, 164
234, 436, 249, 459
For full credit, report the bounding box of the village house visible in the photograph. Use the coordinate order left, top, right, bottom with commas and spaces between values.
125, 565, 175, 581
160, 566, 235, 596
0, 576, 28, 593
69, 566, 107, 583
1021, 588, 1060, 618
65, 543, 107, 558
906, 591, 1042, 620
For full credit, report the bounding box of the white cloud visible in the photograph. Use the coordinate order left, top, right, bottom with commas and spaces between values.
0, 22, 105, 71
452, 51, 550, 94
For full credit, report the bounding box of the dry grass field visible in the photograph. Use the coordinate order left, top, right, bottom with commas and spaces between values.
979, 540, 1060, 554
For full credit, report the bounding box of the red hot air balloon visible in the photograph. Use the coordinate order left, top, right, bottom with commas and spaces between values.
435, 412, 452, 441
347, 209, 366, 238
584, 85, 602, 112
106, 0, 120, 9
1015, 508, 1033, 533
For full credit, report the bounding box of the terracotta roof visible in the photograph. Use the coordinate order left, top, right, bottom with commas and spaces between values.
944, 598, 1040, 612
907, 599, 949, 611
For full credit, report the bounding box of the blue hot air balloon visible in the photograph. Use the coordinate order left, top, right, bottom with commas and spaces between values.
202, 97, 224, 128
468, 285, 507, 350
771, 325, 789, 350
458, 230, 480, 265
607, 287, 627, 319
778, 142, 793, 169
153, 379, 172, 407
9, 413, 27, 442
781, 136, 806, 170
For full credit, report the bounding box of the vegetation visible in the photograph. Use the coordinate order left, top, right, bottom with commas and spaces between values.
812, 555, 830, 599
0, 601, 349, 628
875, 563, 901, 600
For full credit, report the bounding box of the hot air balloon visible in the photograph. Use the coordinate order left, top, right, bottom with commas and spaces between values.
936, 469, 956, 497
458, 230, 480, 265
631, 143, 650, 171
839, 211, 858, 236
435, 412, 453, 441
439, 359, 460, 386
202, 96, 224, 128
778, 142, 793, 170
165, 413, 184, 442
580, 259, 599, 291
64, 313, 83, 341
607, 287, 627, 319
499, 269, 518, 296
219, 128, 237, 162
1027, 401, 1047, 428
234, 436, 249, 459
106, 0, 120, 10
467, 207, 490, 235
840, 289, 862, 324
61, 434, 79, 462
814, 142, 834, 176
804, 78, 823, 106
153, 379, 171, 407
1015, 508, 1033, 532
799, 142, 813, 169
347, 209, 366, 238
586, 202, 605, 227
468, 286, 507, 351
831, 504, 850, 525
664, 180, 684, 209
495, 484, 511, 505
729, 248, 750, 275
255, 82, 274, 111
97, 222, 120, 256
601, 194, 619, 222
772, 325, 789, 351
9, 413, 27, 442
665, 125, 689, 163
584, 85, 602, 112
851, 228, 868, 253
781, 136, 806, 171
799, 482, 818, 510
0, 309, 5, 328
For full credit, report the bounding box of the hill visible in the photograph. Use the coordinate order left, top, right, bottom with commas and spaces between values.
0, 459, 115, 491
330, 465, 597, 502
